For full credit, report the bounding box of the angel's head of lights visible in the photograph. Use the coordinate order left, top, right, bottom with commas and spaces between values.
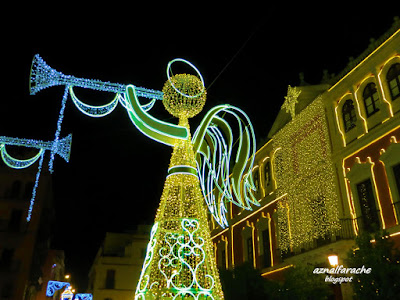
163, 59, 206, 120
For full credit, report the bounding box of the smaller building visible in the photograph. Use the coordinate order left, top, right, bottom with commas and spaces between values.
88, 225, 151, 300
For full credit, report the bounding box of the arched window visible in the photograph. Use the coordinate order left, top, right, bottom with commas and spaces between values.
386, 63, 400, 101
264, 160, 271, 187
363, 83, 380, 117
253, 170, 259, 191
342, 99, 357, 132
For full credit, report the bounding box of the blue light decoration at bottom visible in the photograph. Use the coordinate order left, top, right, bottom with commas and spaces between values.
46, 280, 70, 296
74, 294, 93, 300
46, 281, 93, 299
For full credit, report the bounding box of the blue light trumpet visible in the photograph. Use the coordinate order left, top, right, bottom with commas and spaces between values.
30, 54, 163, 100
0, 134, 72, 169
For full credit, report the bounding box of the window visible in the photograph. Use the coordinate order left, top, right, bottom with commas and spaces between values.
23, 182, 34, 200
342, 100, 357, 132
105, 269, 115, 289
246, 237, 253, 263
393, 163, 400, 198
386, 63, 400, 101
356, 179, 379, 232
221, 249, 226, 269
363, 82, 380, 117
8, 210, 22, 232
253, 170, 259, 191
0, 248, 14, 270
261, 229, 271, 268
264, 161, 271, 187
10, 181, 22, 199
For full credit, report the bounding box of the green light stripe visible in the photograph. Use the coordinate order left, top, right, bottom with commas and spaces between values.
167, 165, 197, 176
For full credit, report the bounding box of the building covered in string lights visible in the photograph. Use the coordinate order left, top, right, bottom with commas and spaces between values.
210, 17, 400, 298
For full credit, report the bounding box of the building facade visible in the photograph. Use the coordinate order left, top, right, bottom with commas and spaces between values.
88, 225, 151, 300
0, 154, 56, 300
210, 18, 400, 298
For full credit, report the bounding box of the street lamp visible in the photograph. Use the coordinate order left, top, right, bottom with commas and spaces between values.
328, 254, 339, 267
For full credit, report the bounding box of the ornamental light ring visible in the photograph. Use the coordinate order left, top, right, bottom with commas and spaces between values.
166, 58, 205, 99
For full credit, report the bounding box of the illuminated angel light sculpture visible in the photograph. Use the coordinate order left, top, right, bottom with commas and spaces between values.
30, 55, 258, 299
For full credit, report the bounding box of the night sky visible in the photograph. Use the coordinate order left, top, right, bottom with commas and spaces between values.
2, 3, 398, 290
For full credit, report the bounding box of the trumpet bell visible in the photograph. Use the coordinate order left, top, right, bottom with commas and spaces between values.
29, 54, 64, 95
54, 133, 73, 163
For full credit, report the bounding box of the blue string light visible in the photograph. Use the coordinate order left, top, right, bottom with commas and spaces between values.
49, 86, 69, 173
46, 281, 70, 297
74, 294, 93, 300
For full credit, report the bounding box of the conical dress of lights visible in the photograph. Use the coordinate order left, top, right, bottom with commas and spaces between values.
133, 71, 224, 299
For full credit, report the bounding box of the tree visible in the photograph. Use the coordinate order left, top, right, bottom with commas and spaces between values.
219, 263, 280, 300
346, 230, 400, 299
219, 263, 332, 300
280, 265, 333, 300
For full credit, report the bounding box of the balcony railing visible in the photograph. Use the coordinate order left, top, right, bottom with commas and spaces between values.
336, 218, 356, 240
280, 218, 357, 260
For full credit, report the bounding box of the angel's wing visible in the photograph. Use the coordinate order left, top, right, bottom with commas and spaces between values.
192, 104, 258, 228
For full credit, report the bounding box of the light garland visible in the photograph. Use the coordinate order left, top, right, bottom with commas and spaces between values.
273, 97, 340, 252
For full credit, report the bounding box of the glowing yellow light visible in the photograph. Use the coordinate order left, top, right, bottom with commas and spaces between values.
261, 264, 294, 277
369, 158, 386, 229
377, 57, 395, 117
334, 93, 353, 147
162, 74, 206, 119
353, 89, 369, 134
342, 126, 400, 236
328, 254, 339, 267
266, 212, 274, 267
273, 97, 340, 252
380, 159, 399, 225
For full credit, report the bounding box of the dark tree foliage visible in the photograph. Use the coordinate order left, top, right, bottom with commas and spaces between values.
219, 262, 332, 300
346, 230, 400, 299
